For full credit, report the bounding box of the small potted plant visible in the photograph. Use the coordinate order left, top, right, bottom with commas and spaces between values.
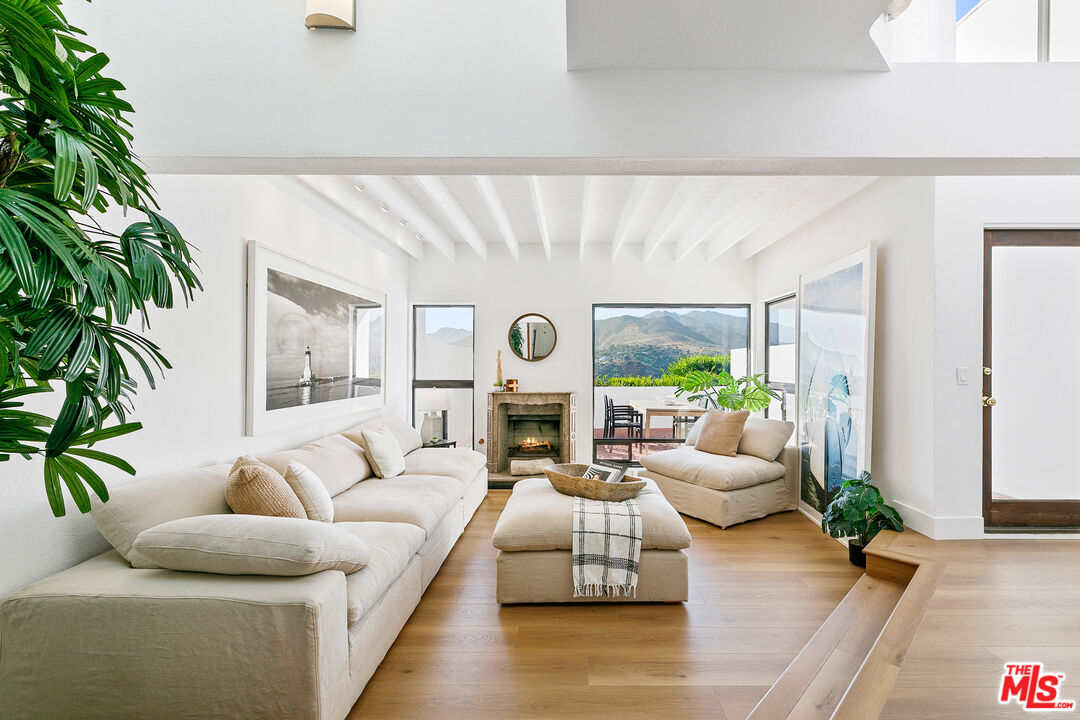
821, 471, 904, 567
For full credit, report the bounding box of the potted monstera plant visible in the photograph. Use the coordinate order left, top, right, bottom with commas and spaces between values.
821, 471, 904, 567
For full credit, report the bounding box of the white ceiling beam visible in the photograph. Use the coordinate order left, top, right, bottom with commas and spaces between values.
706, 177, 822, 261
737, 177, 881, 261
674, 177, 769, 261
610, 177, 652, 261
474, 176, 520, 260
579, 176, 597, 262
642, 177, 709, 261
286, 175, 423, 259
357, 175, 456, 260
413, 175, 488, 259
528, 176, 552, 262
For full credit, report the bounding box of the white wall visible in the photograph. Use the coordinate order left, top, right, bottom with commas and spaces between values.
409, 244, 756, 463
933, 176, 1080, 535
60, 1, 1080, 173
0, 175, 410, 597
754, 178, 938, 533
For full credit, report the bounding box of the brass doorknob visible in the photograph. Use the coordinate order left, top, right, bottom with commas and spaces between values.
982, 396, 997, 407
983, 367, 992, 376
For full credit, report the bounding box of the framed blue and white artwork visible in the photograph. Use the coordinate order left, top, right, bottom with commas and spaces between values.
797, 246, 877, 513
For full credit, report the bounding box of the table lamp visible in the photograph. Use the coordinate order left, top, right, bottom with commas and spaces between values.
418, 388, 452, 442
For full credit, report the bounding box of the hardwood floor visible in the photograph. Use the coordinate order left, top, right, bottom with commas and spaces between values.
348, 492, 1080, 719
348, 490, 863, 719
881, 531, 1080, 720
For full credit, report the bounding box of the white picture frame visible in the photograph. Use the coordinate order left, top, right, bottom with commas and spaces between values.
246, 242, 386, 435
796, 245, 877, 513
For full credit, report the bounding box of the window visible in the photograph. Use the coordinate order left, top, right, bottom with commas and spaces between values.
592, 303, 750, 464
957, 0, 1080, 62
764, 294, 796, 421
412, 305, 474, 448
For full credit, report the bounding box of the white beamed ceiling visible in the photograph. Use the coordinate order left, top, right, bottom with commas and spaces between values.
299, 175, 880, 262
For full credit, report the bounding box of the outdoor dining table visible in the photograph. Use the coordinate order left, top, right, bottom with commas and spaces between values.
626, 399, 708, 438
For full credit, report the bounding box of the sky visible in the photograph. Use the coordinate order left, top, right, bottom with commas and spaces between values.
422, 306, 474, 334
956, 0, 981, 20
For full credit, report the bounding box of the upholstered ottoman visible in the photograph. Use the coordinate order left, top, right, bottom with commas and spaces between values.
491, 477, 692, 603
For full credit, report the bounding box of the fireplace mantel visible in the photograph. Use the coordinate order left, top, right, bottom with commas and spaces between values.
486, 392, 576, 477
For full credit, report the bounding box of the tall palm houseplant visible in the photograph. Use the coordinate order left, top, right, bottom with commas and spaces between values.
0, 0, 201, 516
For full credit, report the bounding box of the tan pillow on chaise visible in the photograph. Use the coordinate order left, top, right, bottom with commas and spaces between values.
225, 456, 306, 518
693, 410, 749, 457
737, 417, 795, 462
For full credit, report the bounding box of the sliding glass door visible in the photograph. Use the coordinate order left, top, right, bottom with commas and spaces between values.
412, 305, 475, 448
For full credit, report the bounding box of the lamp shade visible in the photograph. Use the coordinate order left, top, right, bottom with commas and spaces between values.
305, 0, 355, 30
417, 388, 452, 412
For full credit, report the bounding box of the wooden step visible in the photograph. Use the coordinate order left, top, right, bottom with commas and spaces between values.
747, 575, 905, 719
747, 531, 943, 720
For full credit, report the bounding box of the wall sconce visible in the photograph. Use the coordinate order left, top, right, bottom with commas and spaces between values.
305, 0, 355, 31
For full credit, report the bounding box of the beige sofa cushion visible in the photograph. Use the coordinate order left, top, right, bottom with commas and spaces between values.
284, 462, 334, 523
225, 456, 306, 519
90, 464, 231, 568
694, 410, 749, 456
259, 434, 371, 497
491, 477, 691, 552
640, 446, 785, 492
132, 515, 371, 576
338, 522, 426, 624
738, 417, 795, 462
361, 425, 406, 478
343, 416, 423, 455
332, 475, 462, 536
403, 447, 485, 485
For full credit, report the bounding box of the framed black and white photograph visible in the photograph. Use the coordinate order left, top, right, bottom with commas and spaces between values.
246, 242, 385, 434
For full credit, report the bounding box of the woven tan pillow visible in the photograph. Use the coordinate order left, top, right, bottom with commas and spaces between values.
225, 456, 306, 518
693, 410, 750, 457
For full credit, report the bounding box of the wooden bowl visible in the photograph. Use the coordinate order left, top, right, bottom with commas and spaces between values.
543, 463, 646, 502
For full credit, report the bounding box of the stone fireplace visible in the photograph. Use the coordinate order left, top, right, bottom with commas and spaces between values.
487, 392, 575, 476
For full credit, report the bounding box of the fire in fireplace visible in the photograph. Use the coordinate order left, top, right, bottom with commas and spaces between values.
506, 413, 561, 458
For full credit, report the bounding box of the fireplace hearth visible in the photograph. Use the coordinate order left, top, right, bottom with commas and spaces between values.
487, 392, 576, 478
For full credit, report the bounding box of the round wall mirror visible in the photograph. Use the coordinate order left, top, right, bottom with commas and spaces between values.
508, 313, 557, 362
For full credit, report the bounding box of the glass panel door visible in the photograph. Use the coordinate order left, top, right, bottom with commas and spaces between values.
765, 294, 796, 421
985, 231, 1080, 528
413, 306, 475, 448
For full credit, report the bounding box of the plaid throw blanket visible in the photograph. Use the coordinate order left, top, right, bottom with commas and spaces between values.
572, 496, 642, 598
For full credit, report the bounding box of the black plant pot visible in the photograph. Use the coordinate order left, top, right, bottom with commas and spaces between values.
848, 541, 867, 567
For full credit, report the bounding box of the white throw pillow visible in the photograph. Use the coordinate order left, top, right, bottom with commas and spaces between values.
685, 415, 706, 447
737, 417, 795, 461
361, 425, 407, 478
284, 461, 334, 523
132, 514, 370, 576
343, 416, 424, 456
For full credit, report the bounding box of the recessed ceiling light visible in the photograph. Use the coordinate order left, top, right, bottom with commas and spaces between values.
415, 234, 423, 241
354, 181, 365, 192
399, 218, 408, 227
379, 203, 389, 213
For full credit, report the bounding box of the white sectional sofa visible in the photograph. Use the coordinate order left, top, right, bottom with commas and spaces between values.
0, 415, 487, 720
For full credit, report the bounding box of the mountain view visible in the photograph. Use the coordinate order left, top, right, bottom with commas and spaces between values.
593, 309, 748, 378
427, 327, 473, 347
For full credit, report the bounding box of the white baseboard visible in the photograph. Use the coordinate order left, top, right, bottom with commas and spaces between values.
889, 499, 984, 540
